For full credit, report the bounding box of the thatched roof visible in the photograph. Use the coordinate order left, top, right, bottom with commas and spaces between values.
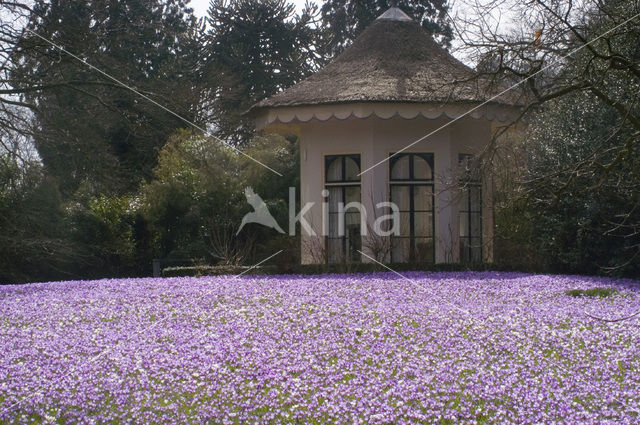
252, 7, 519, 113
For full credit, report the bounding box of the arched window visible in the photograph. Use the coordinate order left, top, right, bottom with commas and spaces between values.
325, 155, 361, 263
459, 154, 482, 263
389, 153, 434, 263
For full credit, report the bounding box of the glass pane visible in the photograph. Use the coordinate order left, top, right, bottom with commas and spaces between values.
470, 238, 482, 262
398, 212, 411, 237
413, 155, 432, 180
344, 156, 360, 181
414, 238, 434, 262
415, 212, 433, 237
460, 238, 470, 263
326, 157, 342, 182
345, 211, 360, 226
470, 187, 482, 212
459, 154, 481, 182
328, 187, 342, 213
459, 214, 469, 237
327, 238, 344, 264
390, 155, 410, 180
391, 238, 410, 263
472, 248, 482, 263
328, 213, 341, 237
459, 189, 469, 212
346, 225, 361, 262
459, 154, 471, 180
460, 236, 482, 263
414, 186, 433, 211
471, 213, 482, 238
345, 186, 360, 204
391, 185, 410, 211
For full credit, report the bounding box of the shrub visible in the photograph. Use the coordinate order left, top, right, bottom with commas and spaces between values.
162, 265, 277, 277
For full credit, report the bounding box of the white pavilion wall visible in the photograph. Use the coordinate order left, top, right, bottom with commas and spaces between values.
296, 114, 493, 264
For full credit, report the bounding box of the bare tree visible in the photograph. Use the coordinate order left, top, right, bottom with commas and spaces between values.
0, 2, 38, 161
203, 219, 254, 266
452, 0, 640, 272
452, 0, 640, 174
362, 193, 392, 263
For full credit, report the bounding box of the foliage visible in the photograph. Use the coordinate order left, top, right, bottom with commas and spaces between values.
0, 154, 74, 283
204, 0, 319, 143
565, 288, 619, 298
164, 260, 515, 277
319, 0, 453, 58
4, 0, 639, 282
162, 264, 277, 277
141, 130, 242, 261
465, 0, 640, 276
141, 130, 299, 265
64, 186, 140, 279
11, 0, 203, 195
523, 88, 640, 276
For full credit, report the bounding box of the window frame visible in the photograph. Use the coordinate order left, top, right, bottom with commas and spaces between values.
324, 154, 362, 264
325, 154, 361, 184
458, 153, 482, 263
389, 152, 435, 263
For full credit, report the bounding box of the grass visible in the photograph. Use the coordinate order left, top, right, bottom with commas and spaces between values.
565, 287, 619, 298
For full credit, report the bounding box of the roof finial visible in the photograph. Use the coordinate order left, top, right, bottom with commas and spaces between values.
377, 4, 412, 21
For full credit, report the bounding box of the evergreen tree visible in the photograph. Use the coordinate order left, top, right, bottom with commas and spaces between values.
319, 0, 453, 59
0, 152, 73, 283
13, 0, 203, 195
204, 0, 318, 144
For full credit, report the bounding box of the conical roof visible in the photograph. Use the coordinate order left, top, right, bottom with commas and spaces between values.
252, 7, 518, 112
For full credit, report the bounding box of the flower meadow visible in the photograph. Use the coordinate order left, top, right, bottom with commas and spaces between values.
1, 272, 640, 424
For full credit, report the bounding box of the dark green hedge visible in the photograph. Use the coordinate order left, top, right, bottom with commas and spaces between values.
162, 262, 516, 278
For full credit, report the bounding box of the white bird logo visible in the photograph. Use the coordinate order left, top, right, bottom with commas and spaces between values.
236, 187, 285, 235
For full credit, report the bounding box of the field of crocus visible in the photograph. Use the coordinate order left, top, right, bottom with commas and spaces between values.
1, 272, 639, 424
